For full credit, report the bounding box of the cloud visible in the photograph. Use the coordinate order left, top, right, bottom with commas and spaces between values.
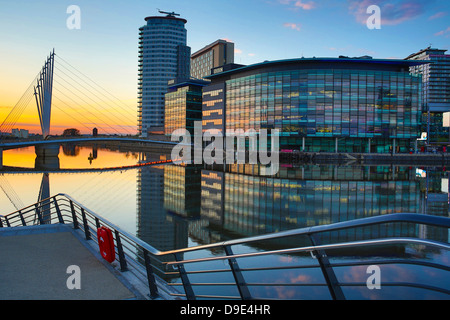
349, 0, 429, 26
294, 0, 315, 10
279, 0, 315, 11
429, 11, 447, 20
435, 26, 450, 37
283, 22, 301, 31
235, 48, 243, 54
248, 53, 256, 57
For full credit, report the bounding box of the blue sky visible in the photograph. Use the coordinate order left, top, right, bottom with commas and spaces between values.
1, 0, 449, 108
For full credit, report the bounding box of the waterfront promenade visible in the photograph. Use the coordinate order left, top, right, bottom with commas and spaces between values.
0, 223, 146, 300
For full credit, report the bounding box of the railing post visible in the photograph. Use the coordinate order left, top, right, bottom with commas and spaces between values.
95, 217, 100, 229
70, 200, 79, 229
175, 253, 196, 300
53, 196, 64, 224
34, 203, 44, 224
114, 230, 128, 272
308, 234, 345, 300
224, 245, 252, 300
143, 249, 159, 299
18, 210, 26, 226
81, 208, 91, 240
4, 215, 11, 227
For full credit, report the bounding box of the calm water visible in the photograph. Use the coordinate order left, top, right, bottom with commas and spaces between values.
2, 144, 449, 299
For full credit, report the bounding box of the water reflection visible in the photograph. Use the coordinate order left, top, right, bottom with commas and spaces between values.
1, 146, 449, 297
2, 146, 449, 248
2, 145, 143, 170
134, 161, 450, 294
140, 163, 448, 245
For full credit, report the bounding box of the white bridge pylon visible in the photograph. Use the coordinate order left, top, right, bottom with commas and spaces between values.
34, 50, 55, 139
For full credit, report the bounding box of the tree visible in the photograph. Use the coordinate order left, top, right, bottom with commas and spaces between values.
62, 128, 81, 137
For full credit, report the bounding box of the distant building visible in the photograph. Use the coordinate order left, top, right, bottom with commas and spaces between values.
406, 47, 450, 142
138, 12, 190, 137
11, 128, 29, 139
164, 78, 209, 136
191, 39, 235, 80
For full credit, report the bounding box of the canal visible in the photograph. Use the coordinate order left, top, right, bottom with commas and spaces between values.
1, 144, 449, 299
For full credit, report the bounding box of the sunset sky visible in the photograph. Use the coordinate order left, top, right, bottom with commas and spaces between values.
0, 0, 449, 135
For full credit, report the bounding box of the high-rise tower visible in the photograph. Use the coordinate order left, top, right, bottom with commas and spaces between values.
138, 11, 190, 137
406, 47, 450, 141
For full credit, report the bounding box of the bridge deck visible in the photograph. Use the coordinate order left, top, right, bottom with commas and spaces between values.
0, 224, 146, 300
0, 137, 179, 150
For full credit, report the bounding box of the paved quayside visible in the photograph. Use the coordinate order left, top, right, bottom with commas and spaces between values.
0, 224, 146, 300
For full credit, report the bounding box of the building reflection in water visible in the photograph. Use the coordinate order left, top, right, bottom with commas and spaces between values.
136, 161, 449, 281
136, 162, 203, 281
203, 164, 448, 244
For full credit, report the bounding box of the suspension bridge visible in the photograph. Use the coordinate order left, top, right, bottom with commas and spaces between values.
0, 50, 180, 163
0, 50, 183, 220
1, 49, 139, 138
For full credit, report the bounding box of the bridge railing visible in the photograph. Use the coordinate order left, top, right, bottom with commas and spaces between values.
1, 193, 450, 300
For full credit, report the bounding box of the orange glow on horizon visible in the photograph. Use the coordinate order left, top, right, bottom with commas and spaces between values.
3, 146, 174, 172
0, 99, 138, 136
1, 62, 138, 136
3, 146, 142, 169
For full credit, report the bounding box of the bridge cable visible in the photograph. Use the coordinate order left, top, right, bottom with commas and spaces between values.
52, 80, 124, 135
52, 102, 97, 133
51, 91, 107, 134
1, 91, 34, 136
0, 75, 38, 136
54, 54, 136, 119
71, 170, 132, 207
0, 175, 25, 211
52, 69, 135, 135
53, 65, 135, 134
54, 61, 136, 124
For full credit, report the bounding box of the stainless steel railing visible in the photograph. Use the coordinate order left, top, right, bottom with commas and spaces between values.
1, 193, 449, 300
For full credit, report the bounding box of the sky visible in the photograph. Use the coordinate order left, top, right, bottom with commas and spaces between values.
0, 0, 449, 134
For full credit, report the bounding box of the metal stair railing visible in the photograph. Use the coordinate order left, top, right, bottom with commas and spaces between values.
1, 193, 449, 300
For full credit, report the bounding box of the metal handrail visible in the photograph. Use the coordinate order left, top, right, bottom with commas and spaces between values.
163, 238, 450, 266
1, 193, 449, 300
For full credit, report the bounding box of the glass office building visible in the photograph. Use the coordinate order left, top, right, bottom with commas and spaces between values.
205, 58, 426, 153
164, 78, 208, 136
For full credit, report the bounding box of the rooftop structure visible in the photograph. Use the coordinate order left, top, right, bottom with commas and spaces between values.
191, 39, 235, 80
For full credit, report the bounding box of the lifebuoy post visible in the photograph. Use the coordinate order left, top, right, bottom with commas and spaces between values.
97, 226, 115, 263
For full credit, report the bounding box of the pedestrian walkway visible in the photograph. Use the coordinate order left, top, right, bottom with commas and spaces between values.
0, 224, 145, 300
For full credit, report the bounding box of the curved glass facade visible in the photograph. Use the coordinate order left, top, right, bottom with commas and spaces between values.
205, 59, 424, 153
225, 69, 421, 153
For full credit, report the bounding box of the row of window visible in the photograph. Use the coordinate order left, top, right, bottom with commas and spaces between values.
223, 70, 421, 140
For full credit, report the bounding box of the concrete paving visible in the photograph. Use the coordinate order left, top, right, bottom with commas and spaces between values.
0, 224, 144, 300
